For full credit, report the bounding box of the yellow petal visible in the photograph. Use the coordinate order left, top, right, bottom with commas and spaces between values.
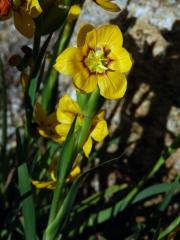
46, 112, 58, 125
91, 120, 109, 142
56, 94, 81, 124
83, 136, 93, 158
94, 111, 105, 121
69, 166, 81, 179
23, 0, 42, 18
109, 48, 132, 73
98, 71, 127, 99
96, 24, 123, 50
83, 28, 97, 52
74, 73, 98, 93
95, 0, 120, 12
32, 180, 56, 189
38, 128, 49, 138
77, 24, 94, 47
48, 160, 57, 181
34, 103, 45, 125
54, 47, 84, 76
55, 124, 71, 137
57, 111, 75, 125
13, 10, 35, 38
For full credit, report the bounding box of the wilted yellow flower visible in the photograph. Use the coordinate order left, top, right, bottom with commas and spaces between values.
94, 0, 120, 12
54, 24, 132, 99
56, 94, 109, 157
34, 103, 61, 142
12, 0, 42, 38
32, 156, 81, 190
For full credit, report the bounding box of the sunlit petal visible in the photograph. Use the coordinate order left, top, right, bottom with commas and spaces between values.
98, 71, 127, 99
83, 136, 93, 158
96, 24, 123, 50
54, 47, 84, 76
109, 48, 132, 73
91, 120, 109, 142
74, 73, 98, 93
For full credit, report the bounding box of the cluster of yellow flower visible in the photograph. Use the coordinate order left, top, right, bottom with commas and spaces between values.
33, 23, 132, 188
1, 0, 132, 189
0, 0, 120, 37
34, 94, 109, 158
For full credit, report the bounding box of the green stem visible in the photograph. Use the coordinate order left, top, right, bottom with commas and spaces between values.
77, 88, 102, 149
44, 90, 102, 239
32, 29, 41, 63
42, 22, 75, 112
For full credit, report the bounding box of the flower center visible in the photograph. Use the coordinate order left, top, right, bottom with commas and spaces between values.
84, 49, 108, 74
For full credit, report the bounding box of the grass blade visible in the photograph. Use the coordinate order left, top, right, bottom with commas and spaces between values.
132, 181, 180, 204
158, 215, 180, 240
18, 163, 36, 240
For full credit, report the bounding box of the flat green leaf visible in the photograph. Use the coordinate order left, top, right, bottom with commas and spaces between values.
46, 117, 77, 227
37, 4, 69, 35
18, 163, 36, 240
158, 215, 180, 240
45, 173, 87, 240
132, 181, 180, 204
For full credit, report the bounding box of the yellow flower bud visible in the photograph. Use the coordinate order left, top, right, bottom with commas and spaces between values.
67, 4, 81, 22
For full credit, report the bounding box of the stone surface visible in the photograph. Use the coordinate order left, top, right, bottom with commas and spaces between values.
128, 0, 180, 30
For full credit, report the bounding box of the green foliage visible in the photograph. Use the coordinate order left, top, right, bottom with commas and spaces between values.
18, 163, 36, 240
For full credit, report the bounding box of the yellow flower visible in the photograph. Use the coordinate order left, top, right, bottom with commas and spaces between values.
54, 24, 132, 99
32, 156, 81, 190
34, 103, 62, 142
94, 0, 120, 12
12, 0, 42, 38
56, 94, 109, 157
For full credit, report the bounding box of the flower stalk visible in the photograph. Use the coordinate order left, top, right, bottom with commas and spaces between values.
44, 89, 102, 239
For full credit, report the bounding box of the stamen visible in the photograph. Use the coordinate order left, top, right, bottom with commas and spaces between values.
84, 49, 108, 74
